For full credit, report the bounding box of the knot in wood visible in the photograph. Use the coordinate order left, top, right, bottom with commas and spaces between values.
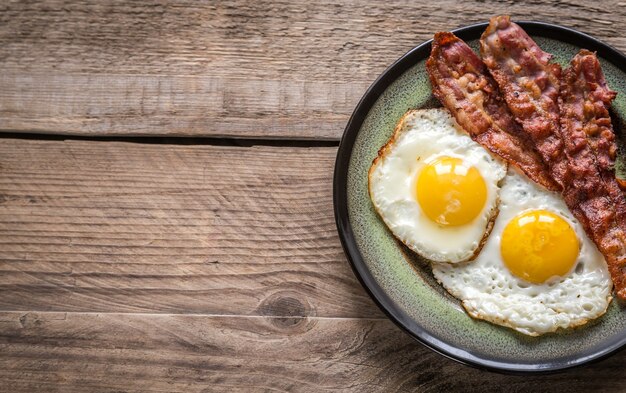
258, 292, 310, 329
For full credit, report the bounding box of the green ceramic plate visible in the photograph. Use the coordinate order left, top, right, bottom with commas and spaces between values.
334, 21, 626, 373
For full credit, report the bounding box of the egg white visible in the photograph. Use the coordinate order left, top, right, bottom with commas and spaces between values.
432, 169, 613, 336
368, 108, 507, 263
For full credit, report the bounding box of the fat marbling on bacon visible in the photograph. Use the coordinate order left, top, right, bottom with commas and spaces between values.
560, 49, 626, 299
480, 15, 568, 188
426, 32, 558, 191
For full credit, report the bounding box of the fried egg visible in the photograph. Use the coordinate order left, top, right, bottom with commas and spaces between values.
368, 109, 507, 263
432, 169, 613, 336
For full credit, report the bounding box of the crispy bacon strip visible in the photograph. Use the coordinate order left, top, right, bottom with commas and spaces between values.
480, 15, 567, 187
560, 50, 626, 299
426, 32, 558, 191
567, 51, 624, 190
566, 51, 622, 202
563, 51, 617, 169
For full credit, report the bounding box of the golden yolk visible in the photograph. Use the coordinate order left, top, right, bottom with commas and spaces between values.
416, 156, 487, 227
501, 210, 579, 284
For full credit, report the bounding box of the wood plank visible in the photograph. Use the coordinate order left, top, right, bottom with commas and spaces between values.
1, 1, 625, 138
1, 312, 625, 392
0, 138, 379, 318
0, 73, 365, 139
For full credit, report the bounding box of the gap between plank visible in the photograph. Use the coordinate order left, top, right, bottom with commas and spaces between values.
0, 132, 340, 148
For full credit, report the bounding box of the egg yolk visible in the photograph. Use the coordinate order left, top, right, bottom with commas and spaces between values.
416, 156, 487, 227
501, 210, 579, 284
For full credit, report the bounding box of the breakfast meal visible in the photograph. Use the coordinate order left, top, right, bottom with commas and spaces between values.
368, 15, 625, 335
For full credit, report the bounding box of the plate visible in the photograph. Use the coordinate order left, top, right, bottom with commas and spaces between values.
333, 21, 626, 373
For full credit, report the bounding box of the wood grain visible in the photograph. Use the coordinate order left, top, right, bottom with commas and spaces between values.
0, 312, 625, 392
1, 0, 625, 138
0, 138, 379, 318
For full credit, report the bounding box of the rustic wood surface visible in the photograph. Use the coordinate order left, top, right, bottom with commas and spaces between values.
0, 139, 376, 317
2, 1, 626, 392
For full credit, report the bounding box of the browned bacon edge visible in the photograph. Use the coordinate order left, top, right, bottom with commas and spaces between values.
426, 32, 559, 191
560, 50, 626, 299
480, 15, 568, 188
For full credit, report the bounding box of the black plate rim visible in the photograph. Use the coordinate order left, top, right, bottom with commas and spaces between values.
333, 20, 626, 374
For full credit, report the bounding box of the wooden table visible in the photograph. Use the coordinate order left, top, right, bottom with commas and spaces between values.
2, 1, 626, 391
